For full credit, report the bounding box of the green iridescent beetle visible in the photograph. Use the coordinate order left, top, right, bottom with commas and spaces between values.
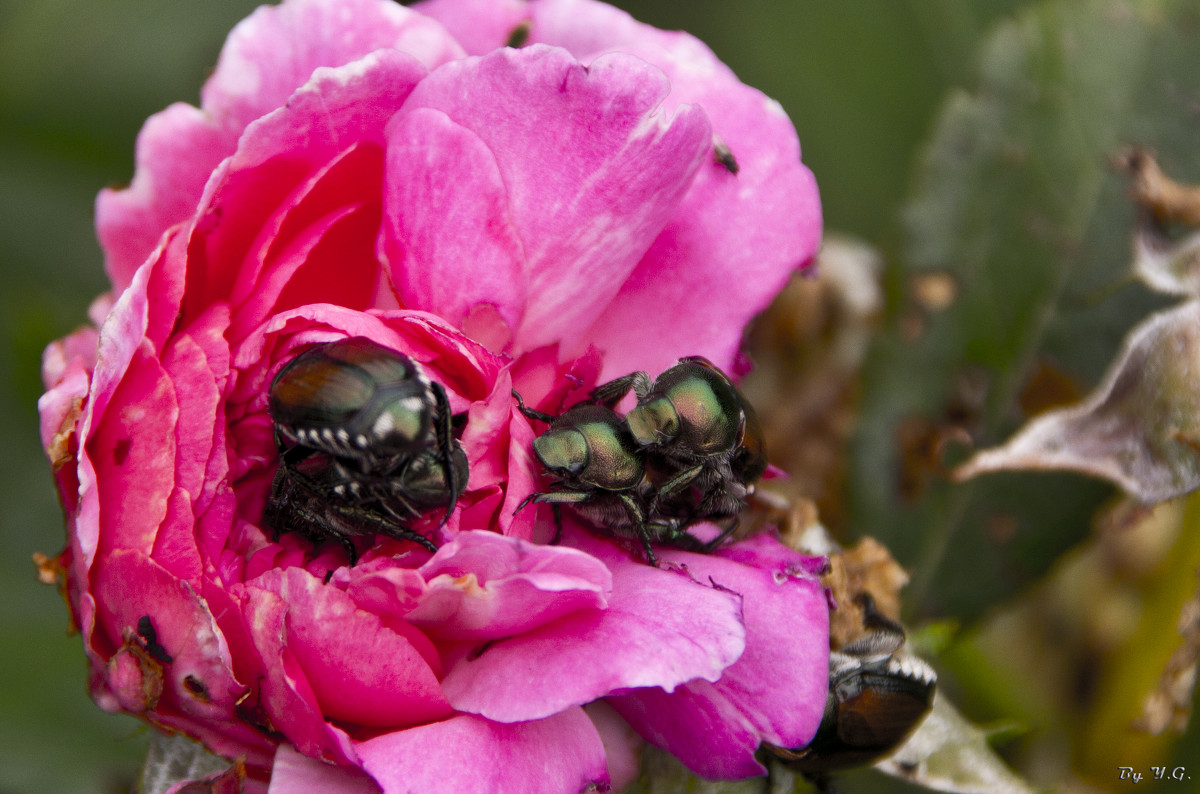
515, 355, 767, 565
592, 355, 767, 536
265, 336, 468, 562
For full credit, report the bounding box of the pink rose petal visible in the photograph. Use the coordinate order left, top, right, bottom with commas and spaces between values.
269, 743, 381, 794
355, 710, 609, 794
608, 534, 829, 778
239, 582, 359, 765
91, 549, 274, 765
251, 567, 452, 729
99, 0, 464, 287
49, 1, 828, 788
386, 45, 712, 352
404, 531, 610, 641
422, 0, 821, 377
440, 526, 745, 722
381, 107, 527, 335
185, 51, 427, 324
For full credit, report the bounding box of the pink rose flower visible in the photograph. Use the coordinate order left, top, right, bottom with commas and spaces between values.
38, 0, 826, 791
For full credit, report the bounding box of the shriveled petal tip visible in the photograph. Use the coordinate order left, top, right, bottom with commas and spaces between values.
355, 710, 609, 794
90, 550, 273, 761
955, 300, 1200, 504
441, 526, 745, 723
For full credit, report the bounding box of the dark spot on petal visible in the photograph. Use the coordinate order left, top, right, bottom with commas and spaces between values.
137, 615, 173, 664
505, 19, 532, 48
714, 142, 739, 174
113, 438, 132, 465
184, 674, 210, 702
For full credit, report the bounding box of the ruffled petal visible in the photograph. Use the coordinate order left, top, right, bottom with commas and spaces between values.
413, 0, 530, 55
607, 533, 829, 779
186, 51, 427, 327
249, 567, 452, 729
98, 0, 464, 287
380, 108, 527, 335
355, 710, 608, 794
532, 0, 822, 377
406, 530, 610, 641
385, 45, 711, 352
269, 743, 381, 794
440, 526, 745, 722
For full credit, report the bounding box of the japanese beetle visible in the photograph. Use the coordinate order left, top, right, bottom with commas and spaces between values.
513, 396, 649, 544
593, 356, 767, 528
765, 596, 936, 791
265, 337, 468, 562
514, 392, 734, 566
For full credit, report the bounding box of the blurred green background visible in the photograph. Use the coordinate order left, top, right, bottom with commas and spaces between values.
3, 1, 1199, 792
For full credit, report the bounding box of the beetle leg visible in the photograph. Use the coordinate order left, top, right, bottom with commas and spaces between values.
511, 492, 567, 544
589, 371, 651, 407
550, 504, 563, 545
338, 535, 360, 566
278, 453, 336, 501
654, 463, 705, 500
431, 381, 460, 529
648, 462, 706, 519
278, 439, 320, 472
263, 464, 296, 541
265, 481, 363, 564
512, 390, 557, 423
522, 490, 591, 506
377, 491, 422, 522
513, 491, 539, 515
699, 516, 740, 552
328, 502, 439, 554
615, 492, 656, 567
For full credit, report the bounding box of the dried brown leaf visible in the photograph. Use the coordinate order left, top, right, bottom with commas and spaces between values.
824, 537, 911, 649
1134, 577, 1200, 735
1117, 147, 1200, 228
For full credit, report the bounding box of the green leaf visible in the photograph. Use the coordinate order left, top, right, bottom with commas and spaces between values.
849, 0, 1200, 621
